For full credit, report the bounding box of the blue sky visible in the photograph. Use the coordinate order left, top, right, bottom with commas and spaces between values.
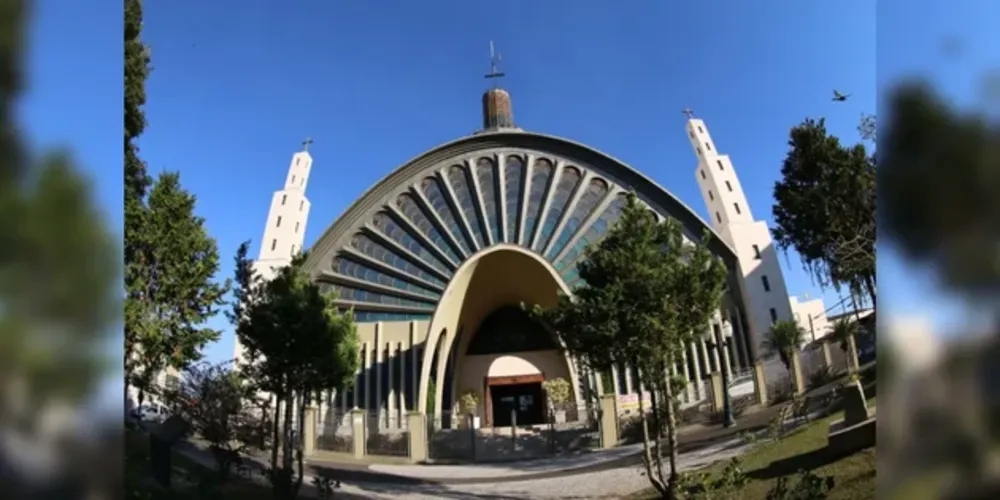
20, 0, 998, 383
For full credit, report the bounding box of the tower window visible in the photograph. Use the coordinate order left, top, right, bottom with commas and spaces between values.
295, 158, 300, 166
733, 203, 741, 214
276, 216, 282, 227
697, 147, 703, 156
295, 221, 300, 233
708, 190, 714, 201
769, 308, 778, 323
281, 194, 287, 205
717, 160, 724, 171
689, 131, 695, 139
726, 180, 733, 192
291, 244, 297, 255
698, 126, 704, 133
300, 200, 304, 211
291, 175, 296, 184
752, 244, 761, 259
715, 212, 722, 224
705, 142, 712, 151
762, 275, 771, 292
270, 239, 277, 251
700, 170, 706, 180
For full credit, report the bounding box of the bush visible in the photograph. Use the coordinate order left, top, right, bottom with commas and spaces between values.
807, 366, 836, 391
765, 469, 835, 499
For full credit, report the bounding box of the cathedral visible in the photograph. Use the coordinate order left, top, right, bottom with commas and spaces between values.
235, 62, 806, 430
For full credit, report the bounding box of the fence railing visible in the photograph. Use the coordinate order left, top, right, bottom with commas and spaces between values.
364, 412, 409, 457
315, 410, 353, 454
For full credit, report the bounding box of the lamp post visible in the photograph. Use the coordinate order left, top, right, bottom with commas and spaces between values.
706, 319, 736, 428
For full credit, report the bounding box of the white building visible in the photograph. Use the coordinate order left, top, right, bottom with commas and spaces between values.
790, 294, 830, 343
686, 113, 824, 353
233, 140, 314, 365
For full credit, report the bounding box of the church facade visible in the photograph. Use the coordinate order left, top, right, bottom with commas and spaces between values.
238, 80, 794, 431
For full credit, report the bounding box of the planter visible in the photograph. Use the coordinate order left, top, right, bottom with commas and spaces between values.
553, 410, 566, 424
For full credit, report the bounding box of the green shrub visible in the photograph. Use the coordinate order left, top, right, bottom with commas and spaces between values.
765, 469, 835, 499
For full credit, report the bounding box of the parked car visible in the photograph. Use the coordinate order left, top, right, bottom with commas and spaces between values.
130, 404, 168, 423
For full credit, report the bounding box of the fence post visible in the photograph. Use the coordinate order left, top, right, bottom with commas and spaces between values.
406, 412, 427, 464
598, 394, 618, 448
303, 406, 316, 457
753, 361, 768, 407
351, 409, 365, 459
791, 351, 806, 395
822, 342, 833, 371
709, 371, 724, 412
846, 334, 861, 373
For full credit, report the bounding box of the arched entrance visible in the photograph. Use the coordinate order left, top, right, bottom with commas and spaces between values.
462, 306, 565, 427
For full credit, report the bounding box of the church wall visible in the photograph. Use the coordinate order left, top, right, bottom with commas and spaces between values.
453, 351, 572, 421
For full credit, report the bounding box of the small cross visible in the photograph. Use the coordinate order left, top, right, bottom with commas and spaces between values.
682, 108, 695, 119
302, 137, 313, 152
485, 41, 505, 84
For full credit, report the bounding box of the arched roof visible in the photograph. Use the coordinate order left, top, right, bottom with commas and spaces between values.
304, 130, 746, 323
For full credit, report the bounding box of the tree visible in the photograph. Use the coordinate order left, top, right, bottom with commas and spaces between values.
128, 173, 229, 409
0, 0, 118, 493
124, 0, 153, 406
761, 320, 805, 390
879, 82, 1000, 312
229, 242, 360, 499
532, 194, 727, 499
858, 113, 876, 143
161, 362, 265, 481
827, 317, 859, 373
772, 118, 877, 304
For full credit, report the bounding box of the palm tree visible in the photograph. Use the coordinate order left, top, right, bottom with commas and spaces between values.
828, 317, 859, 373
762, 320, 806, 389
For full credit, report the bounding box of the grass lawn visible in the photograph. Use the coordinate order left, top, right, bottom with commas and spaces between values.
125, 426, 275, 499
630, 397, 877, 499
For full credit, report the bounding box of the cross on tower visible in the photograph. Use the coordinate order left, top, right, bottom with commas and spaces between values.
302, 137, 313, 152
682, 108, 695, 119
485, 41, 505, 85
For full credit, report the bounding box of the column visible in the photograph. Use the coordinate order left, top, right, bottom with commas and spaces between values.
397, 342, 406, 420
681, 343, 693, 403
375, 324, 383, 426
410, 322, 418, 414
690, 341, 703, 399
611, 366, 622, 396
362, 342, 370, 410
387, 340, 396, 428
731, 308, 750, 368
699, 337, 711, 376
708, 329, 721, 373
624, 365, 634, 394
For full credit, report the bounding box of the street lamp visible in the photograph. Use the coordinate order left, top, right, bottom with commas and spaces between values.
705, 318, 736, 428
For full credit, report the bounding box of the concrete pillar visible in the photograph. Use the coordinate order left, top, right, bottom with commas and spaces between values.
822, 341, 833, 370
351, 409, 365, 459
611, 365, 622, 396
624, 365, 634, 394
387, 341, 397, 428
681, 345, 693, 403
847, 334, 861, 372
689, 341, 703, 399
791, 351, 806, 395
361, 342, 370, 410
303, 406, 316, 457
709, 372, 724, 413
720, 337, 733, 380
731, 309, 750, 368
699, 337, 712, 376
406, 412, 427, 463
375, 325, 383, 425
410, 322, 418, 414
709, 334, 721, 373
598, 394, 618, 448
753, 361, 768, 407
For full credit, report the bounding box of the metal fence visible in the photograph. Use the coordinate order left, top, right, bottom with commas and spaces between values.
315, 410, 353, 453
364, 412, 409, 457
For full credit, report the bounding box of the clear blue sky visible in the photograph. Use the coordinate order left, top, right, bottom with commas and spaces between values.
20, 0, 997, 380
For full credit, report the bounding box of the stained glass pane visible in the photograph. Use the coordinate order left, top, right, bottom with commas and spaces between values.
332, 257, 441, 299
372, 212, 449, 274
547, 178, 609, 260
421, 177, 472, 254
504, 155, 525, 243
534, 166, 582, 252
395, 193, 461, 263
465, 306, 558, 355
475, 157, 501, 244
447, 164, 486, 248
522, 158, 554, 247
350, 234, 445, 286
554, 193, 628, 277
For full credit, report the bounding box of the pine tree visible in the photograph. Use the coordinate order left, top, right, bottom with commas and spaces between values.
532, 194, 727, 499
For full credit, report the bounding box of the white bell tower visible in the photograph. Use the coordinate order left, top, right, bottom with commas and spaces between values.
234, 138, 315, 362
684, 111, 794, 356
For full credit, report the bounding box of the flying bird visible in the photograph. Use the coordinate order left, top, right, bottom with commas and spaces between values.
832, 90, 851, 102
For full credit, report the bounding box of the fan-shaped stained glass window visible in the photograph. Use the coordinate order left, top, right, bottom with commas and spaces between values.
554, 193, 628, 279
447, 164, 486, 248
522, 158, 554, 246
372, 212, 449, 274
465, 306, 559, 355
350, 234, 445, 286
503, 155, 525, 243
547, 178, 609, 260
534, 166, 582, 252
475, 157, 501, 244
328, 283, 437, 308
420, 176, 472, 254
395, 193, 461, 264
332, 257, 441, 299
